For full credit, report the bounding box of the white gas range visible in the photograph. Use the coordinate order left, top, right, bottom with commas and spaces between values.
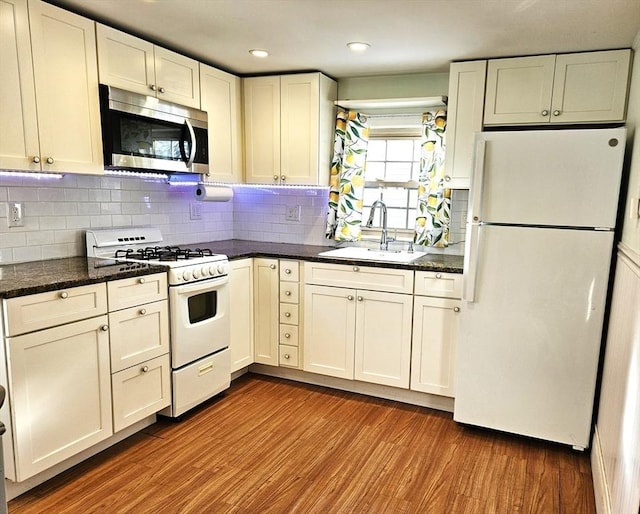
86, 227, 231, 418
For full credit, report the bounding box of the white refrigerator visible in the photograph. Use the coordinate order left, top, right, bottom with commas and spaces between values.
454, 128, 626, 450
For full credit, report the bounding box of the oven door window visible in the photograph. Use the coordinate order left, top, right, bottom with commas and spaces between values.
188, 290, 218, 324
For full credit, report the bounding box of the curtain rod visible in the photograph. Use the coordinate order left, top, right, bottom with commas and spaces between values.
335, 96, 447, 111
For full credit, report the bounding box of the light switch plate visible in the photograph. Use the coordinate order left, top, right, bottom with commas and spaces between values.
190, 202, 202, 220
8, 202, 24, 227
286, 205, 301, 222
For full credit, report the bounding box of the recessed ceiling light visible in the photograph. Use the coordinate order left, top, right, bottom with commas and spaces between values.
249, 49, 269, 58
347, 42, 370, 52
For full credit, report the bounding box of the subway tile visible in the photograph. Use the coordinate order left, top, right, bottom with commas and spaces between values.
13, 245, 42, 262
38, 188, 66, 202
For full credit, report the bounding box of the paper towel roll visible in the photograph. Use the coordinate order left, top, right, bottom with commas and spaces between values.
194, 185, 233, 202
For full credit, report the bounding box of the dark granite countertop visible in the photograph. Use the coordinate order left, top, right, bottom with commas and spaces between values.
0, 257, 167, 299
0, 240, 463, 299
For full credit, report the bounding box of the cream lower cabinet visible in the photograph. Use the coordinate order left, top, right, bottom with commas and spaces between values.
253, 258, 279, 365
410, 272, 462, 397
484, 50, 632, 125
229, 259, 254, 372
303, 262, 414, 387
0, 0, 103, 173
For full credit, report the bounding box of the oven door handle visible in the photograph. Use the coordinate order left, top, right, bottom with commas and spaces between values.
172, 275, 229, 295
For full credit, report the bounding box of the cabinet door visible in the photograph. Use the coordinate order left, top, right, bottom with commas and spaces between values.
551, 50, 631, 124
7, 315, 112, 481
411, 296, 460, 397
28, 0, 103, 173
444, 61, 486, 188
243, 76, 281, 184
253, 258, 279, 365
303, 285, 356, 379
96, 24, 155, 97
280, 73, 319, 185
112, 354, 171, 432
354, 290, 412, 388
229, 259, 254, 372
0, 0, 40, 171
484, 55, 555, 125
109, 299, 169, 372
200, 63, 243, 182
153, 46, 200, 108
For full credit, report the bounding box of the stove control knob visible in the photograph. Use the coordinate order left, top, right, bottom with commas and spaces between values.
182, 270, 192, 281
209, 265, 217, 276
193, 268, 201, 279
201, 266, 209, 277
217, 265, 225, 275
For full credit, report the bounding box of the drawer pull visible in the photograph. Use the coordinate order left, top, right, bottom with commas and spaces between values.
284, 332, 291, 339
139, 308, 147, 315
100, 324, 109, 332
270, 264, 276, 270
284, 353, 290, 360
353, 266, 360, 272
141, 365, 149, 373
435, 273, 442, 279
285, 269, 292, 275
198, 362, 214, 375
138, 277, 145, 284
454, 307, 460, 313
284, 311, 291, 318
285, 290, 292, 296
59, 291, 68, 299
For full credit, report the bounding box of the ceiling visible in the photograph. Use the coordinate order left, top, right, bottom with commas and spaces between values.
50, 0, 640, 78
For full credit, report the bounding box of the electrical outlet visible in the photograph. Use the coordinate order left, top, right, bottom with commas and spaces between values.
190, 202, 202, 220
8, 202, 24, 227
286, 205, 301, 222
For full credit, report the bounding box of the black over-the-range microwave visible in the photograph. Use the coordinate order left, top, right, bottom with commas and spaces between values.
99, 84, 209, 174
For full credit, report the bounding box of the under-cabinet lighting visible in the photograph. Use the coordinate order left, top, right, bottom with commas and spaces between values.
249, 49, 269, 58
104, 169, 168, 180
0, 170, 63, 180
347, 42, 370, 52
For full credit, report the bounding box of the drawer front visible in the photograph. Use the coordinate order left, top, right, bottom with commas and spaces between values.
279, 303, 299, 325
304, 262, 413, 294
279, 324, 299, 346
279, 345, 299, 368
107, 273, 167, 311
280, 260, 300, 282
112, 354, 171, 432
4, 283, 107, 336
414, 271, 462, 299
109, 300, 170, 372
279, 283, 299, 304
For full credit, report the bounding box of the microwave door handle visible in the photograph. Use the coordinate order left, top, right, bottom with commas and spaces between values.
182, 119, 197, 168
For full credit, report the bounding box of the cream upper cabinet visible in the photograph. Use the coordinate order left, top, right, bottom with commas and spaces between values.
96, 24, 200, 108
243, 73, 337, 185
229, 259, 254, 372
444, 60, 487, 189
200, 63, 244, 182
253, 258, 280, 366
484, 50, 631, 125
0, 0, 103, 173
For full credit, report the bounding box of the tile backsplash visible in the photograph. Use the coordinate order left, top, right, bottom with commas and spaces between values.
0, 173, 467, 265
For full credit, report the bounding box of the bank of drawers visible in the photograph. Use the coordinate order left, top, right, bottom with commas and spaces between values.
279, 260, 300, 368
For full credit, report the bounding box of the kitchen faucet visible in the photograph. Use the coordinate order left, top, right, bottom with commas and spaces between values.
366, 200, 392, 250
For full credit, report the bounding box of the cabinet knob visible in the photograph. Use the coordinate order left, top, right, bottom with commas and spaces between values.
553, 110, 561, 116
284, 311, 291, 318
285, 290, 292, 296
281, 175, 286, 181
285, 268, 292, 274
59, 291, 68, 299
158, 87, 165, 93
454, 307, 460, 313
138, 277, 145, 284
347, 295, 354, 301
32, 156, 41, 163
150, 84, 157, 91
357, 296, 363, 302
283, 354, 290, 360
100, 324, 109, 331
139, 308, 147, 316
353, 266, 359, 272
273, 175, 279, 181
444, 175, 451, 182
541, 110, 549, 116
270, 264, 276, 270
141, 365, 149, 373
46, 157, 54, 164
435, 273, 442, 279
284, 332, 291, 338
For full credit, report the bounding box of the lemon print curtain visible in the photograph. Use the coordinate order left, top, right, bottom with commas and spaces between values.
415, 110, 451, 247
325, 110, 370, 241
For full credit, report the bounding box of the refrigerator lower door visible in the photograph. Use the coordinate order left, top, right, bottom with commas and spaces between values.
454, 224, 614, 448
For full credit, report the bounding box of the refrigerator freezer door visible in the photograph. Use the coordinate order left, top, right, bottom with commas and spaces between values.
454, 224, 614, 448
473, 128, 625, 229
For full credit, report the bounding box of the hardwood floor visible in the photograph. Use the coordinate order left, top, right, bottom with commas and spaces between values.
9, 374, 595, 513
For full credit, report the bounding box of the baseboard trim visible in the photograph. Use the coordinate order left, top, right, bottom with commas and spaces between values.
591, 426, 612, 514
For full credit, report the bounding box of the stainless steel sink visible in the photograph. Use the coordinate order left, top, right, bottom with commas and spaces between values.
318, 246, 427, 264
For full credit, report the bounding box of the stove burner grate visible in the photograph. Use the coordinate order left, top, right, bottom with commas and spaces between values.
114, 246, 215, 262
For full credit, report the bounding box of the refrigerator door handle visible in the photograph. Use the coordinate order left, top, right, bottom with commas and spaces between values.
468, 139, 487, 224
463, 223, 481, 303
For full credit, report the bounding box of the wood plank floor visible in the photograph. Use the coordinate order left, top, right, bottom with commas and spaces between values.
9, 374, 595, 513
